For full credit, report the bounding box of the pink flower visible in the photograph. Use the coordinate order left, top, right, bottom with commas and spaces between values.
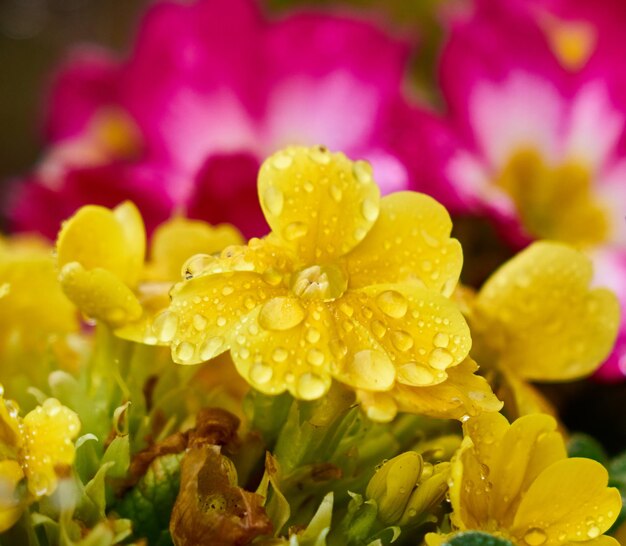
7, 0, 426, 239
422, 0, 626, 380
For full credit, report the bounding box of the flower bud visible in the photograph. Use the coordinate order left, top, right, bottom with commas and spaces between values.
366, 451, 423, 524
398, 462, 450, 527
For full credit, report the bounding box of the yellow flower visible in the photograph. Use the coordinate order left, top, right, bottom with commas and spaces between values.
157, 145, 500, 421
469, 241, 619, 416
426, 412, 621, 546
0, 235, 77, 352
55, 202, 242, 336
0, 390, 80, 531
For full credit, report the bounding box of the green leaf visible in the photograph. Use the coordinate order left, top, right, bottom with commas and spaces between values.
609, 451, 626, 530
115, 453, 184, 545
100, 436, 130, 480
443, 531, 514, 546
567, 433, 608, 464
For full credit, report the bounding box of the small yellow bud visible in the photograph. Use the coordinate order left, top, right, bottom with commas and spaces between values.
399, 462, 450, 526
366, 451, 423, 524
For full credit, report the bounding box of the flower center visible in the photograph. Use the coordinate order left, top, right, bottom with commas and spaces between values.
496, 149, 609, 247
291, 264, 347, 302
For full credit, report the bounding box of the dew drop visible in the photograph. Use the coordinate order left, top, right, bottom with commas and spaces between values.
221, 285, 234, 296
262, 186, 285, 216
303, 180, 314, 193
216, 316, 227, 327
259, 297, 305, 331
354, 227, 367, 242
250, 362, 273, 385
390, 330, 414, 352
353, 160, 373, 185
174, 342, 195, 363
428, 348, 454, 370
524, 528, 547, 546
307, 348, 325, 367
199, 336, 224, 361
297, 373, 327, 399
361, 198, 379, 222
309, 146, 331, 165
338, 302, 354, 317
272, 347, 288, 363
371, 319, 386, 339
152, 312, 178, 342
329, 184, 343, 202
192, 314, 208, 331
244, 297, 257, 310
587, 526, 600, 539
272, 153, 293, 170
283, 222, 308, 241
376, 290, 408, 319
306, 327, 321, 344
183, 253, 215, 279
348, 350, 395, 390
433, 332, 450, 348
397, 362, 435, 386
262, 268, 283, 286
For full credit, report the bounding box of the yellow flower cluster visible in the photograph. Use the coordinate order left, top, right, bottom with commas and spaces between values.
427, 412, 621, 545
146, 146, 500, 421
0, 388, 80, 531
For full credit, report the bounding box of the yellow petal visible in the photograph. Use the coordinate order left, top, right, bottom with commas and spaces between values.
499, 369, 559, 419
165, 272, 284, 365
56, 201, 145, 286
59, 262, 143, 327
486, 414, 566, 525
22, 398, 80, 497
0, 248, 77, 348
331, 285, 471, 390
511, 458, 621, 544
0, 460, 25, 533
114, 280, 172, 343
0, 396, 21, 450
258, 146, 381, 263
345, 192, 462, 295
391, 358, 502, 420
147, 217, 244, 281
229, 303, 333, 399
473, 241, 620, 381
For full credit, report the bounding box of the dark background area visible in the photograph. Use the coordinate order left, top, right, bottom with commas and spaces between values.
0, 0, 150, 190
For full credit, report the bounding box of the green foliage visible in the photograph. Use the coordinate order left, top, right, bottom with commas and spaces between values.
443, 531, 514, 546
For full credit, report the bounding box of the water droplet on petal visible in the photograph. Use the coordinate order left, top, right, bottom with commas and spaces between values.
309, 146, 331, 165
390, 330, 414, 352
272, 347, 288, 363
262, 186, 285, 216
329, 184, 343, 202
199, 336, 224, 361
153, 312, 178, 342
428, 348, 454, 370
250, 362, 273, 385
397, 363, 435, 386
587, 526, 600, 539
297, 373, 327, 399
283, 222, 308, 241
183, 253, 216, 279
524, 528, 547, 546
174, 342, 195, 363
306, 327, 321, 343
353, 160, 373, 185
433, 332, 450, 348
272, 153, 293, 170
192, 314, 208, 331
371, 319, 386, 339
361, 198, 379, 222
354, 227, 367, 242
348, 350, 395, 390
259, 297, 306, 331
376, 290, 408, 319
307, 348, 325, 367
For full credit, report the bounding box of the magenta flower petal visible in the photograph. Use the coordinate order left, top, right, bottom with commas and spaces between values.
44, 47, 122, 143
9, 0, 423, 240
